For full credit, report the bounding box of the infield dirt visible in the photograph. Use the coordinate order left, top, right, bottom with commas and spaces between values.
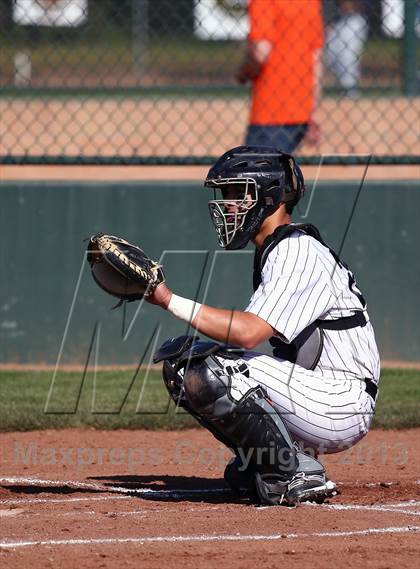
0, 428, 419, 568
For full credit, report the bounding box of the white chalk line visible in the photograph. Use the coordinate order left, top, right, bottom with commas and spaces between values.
0, 476, 228, 498
1, 476, 419, 517
0, 476, 158, 494
0, 493, 414, 510
1, 477, 419, 549
1, 501, 418, 520
316, 503, 420, 517
2, 476, 419, 499
0, 525, 418, 549
0, 493, 227, 509
0, 495, 133, 506
0, 505, 226, 519
380, 501, 420, 508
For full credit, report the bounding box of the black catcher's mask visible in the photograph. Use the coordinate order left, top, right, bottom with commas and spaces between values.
205, 145, 305, 250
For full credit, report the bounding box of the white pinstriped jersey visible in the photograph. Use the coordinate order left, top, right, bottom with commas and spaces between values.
245, 231, 380, 382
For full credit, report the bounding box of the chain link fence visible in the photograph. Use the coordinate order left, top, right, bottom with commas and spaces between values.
0, 0, 418, 165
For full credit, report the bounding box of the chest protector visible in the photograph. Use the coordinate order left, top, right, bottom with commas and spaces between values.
253, 224, 367, 370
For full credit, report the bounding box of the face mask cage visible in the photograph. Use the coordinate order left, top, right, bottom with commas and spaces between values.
207, 177, 258, 248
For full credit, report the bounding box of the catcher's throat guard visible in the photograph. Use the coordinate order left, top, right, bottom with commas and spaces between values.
86, 233, 164, 303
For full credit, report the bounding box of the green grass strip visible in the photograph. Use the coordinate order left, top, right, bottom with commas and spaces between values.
0, 368, 418, 432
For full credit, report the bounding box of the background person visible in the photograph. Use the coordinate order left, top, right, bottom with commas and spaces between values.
325, 0, 369, 98
236, 0, 324, 152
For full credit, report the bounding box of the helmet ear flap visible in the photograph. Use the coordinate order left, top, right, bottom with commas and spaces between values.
281, 155, 305, 207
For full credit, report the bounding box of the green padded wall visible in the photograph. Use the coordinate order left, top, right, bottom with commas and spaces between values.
0, 179, 419, 365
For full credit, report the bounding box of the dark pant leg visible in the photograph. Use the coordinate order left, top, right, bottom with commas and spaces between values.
245, 124, 308, 153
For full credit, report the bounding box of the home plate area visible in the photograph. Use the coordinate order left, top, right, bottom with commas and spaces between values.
0, 428, 419, 569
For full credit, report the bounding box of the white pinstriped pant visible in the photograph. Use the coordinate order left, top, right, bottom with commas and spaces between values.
217, 352, 377, 455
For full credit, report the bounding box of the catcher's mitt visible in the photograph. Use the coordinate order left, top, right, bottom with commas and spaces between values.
86, 233, 164, 305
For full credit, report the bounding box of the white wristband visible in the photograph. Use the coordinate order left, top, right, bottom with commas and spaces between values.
167, 294, 202, 324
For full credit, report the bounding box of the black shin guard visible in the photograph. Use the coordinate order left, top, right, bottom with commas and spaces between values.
218, 392, 298, 478
183, 358, 298, 480
155, 337, 329, 505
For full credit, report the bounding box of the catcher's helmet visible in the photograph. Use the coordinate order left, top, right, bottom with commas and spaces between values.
205, 145, 305, 250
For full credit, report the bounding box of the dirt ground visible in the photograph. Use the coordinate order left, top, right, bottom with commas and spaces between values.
0, 428, 419, 568
1, 97, 419, 159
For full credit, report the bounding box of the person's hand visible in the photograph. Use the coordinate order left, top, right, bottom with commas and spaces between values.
146, 282, 172, 309
304, 119, 321, 146
236, 40, 271, 84
236, 59, 262, 84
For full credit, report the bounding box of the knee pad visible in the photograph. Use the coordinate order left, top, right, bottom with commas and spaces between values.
182, 354, 257, 417
153, 335, 245, 410
182, 359, 226, 413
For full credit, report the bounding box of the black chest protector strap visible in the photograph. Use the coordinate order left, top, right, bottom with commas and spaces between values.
253, 224, 367, 370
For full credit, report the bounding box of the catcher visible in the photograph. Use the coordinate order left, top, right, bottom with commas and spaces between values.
87, 146, 380, 506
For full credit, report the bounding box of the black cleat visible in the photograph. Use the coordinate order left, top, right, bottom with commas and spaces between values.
285, 473, 338, 505
255, 471, 338, 506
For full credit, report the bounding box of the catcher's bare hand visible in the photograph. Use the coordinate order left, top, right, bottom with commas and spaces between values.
146, 282, 172, 308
